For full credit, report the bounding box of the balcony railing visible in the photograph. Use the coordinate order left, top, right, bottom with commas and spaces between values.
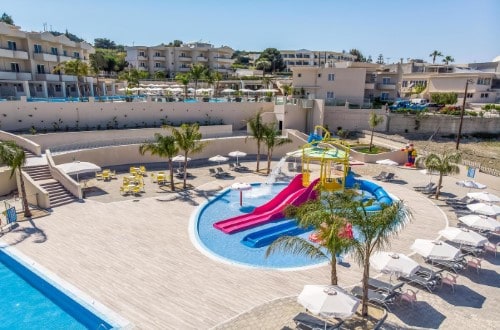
35, 73, 60, 81
153, 56, 166, 60
364, 83, 375, 89
0, 48, 29, 60
376, 83, 396, 90
33, 52, 58, 62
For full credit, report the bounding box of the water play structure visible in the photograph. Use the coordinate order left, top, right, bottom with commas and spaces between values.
211, 126, 393, 249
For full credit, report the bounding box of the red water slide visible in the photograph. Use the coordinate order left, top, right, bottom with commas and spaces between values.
213, 175, 319, 234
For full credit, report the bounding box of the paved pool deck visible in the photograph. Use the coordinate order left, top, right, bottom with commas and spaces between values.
1, 161, 499, 329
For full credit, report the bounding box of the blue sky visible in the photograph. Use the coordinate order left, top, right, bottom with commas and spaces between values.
3, 0, 499, 64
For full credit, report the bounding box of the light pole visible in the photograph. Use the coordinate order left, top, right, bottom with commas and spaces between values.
455, 79, 474, 150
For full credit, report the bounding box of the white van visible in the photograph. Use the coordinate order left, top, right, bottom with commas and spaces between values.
410, 98, 429, 105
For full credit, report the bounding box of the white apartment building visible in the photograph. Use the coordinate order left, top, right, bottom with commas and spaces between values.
0, 22, 95, 99
126, 42, 234, 78
281, 49, 357, 72
292, 62, 398, 105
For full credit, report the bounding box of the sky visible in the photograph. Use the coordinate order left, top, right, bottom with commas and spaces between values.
3, 0, 500, 64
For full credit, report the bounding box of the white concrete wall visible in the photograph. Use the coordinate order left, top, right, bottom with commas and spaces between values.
0, 167, 16, 196
324, 107, 388, 132
0, 130, 42, 155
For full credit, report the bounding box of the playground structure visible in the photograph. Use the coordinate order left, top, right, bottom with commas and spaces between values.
295, 125, 351, 191
402, 143, 417, 167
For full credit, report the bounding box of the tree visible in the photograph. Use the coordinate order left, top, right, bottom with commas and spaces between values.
430, 92, 458, 105
256, 48, 285, 73
429, 50, 443, 64
366, 55, 373, 63
368, 111, 384, 152
54, 59, 89, 97
139, 134, 178, 191
170, 123, 206, 189
349, 49, 366, 62
154, 71, 166, 79
94, 38, 117, 49
245, 111, 266, 172
416, 151, 461, 199
0, 141, 32, 217
266, 187, 355, 285
281, 84, 293, 97
0, 13, 14, 25
206, 70, 222, 97
376, 54, 384, 64
168, 40, 183, 47
262, 123, 292, 174
442, 56, 455, 65
175, 73, 190, 99
188, 64, 207, 98
255, 59, 271, 77
332, 190, 410, 316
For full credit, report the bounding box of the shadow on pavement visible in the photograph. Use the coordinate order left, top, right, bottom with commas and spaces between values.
390, 301, 446, 329
436, 285, 485, 308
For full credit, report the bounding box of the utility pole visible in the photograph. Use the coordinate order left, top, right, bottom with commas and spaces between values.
455, 79, 473, 150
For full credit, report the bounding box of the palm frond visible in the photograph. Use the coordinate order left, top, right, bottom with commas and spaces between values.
266, 236, 326, 260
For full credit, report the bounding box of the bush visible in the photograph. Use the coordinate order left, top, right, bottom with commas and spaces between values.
431, 92, 458, 105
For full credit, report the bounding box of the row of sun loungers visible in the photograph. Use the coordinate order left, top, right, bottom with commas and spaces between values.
293, 312, 344, 330
229, 163, 249, 172
351, 286, 398, 311
209, 167, 232, 178
372, 171, 395, 182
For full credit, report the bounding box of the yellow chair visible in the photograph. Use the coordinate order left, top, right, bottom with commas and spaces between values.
157, 173, 166, 185
132, 185, 141, 195
139, 166, 146, 175
102, 170, 110, 181
130, 167, 137, 175
109, 170, 117, 179
123, 177, 130, 185
120, 185, 131, 195
95, 171, 103, 180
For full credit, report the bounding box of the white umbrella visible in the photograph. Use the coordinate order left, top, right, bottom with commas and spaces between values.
231, 182, 252, 206
410, 239, 460, 260
376, 159, 398, 166
172, 155, 191, 169
456, 180, 487, 190
458, 214, 500, 232
228, 151, 247, 163
209, 155, 229, 164
370, 252, 420, 277
466, 192, 500, 203
57, 161, 101, 181
297, 285, 359, 319
221, 88, 236, 94
439, 227, 488, 247
467, 202, 500, 216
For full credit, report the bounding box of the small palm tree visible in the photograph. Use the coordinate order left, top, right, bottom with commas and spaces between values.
333, 190, 410, 316
139, 134, 178, 191
368, 111, 384, 152
188, 63, 207, 98
266, 188, 355, 285
245, 111, 266, 172
442, 56, 455, 65
175, 73, 190, 99
282, 84, 293, 97
54, 59, 89, 97
0, 141, 32, 217
429, 50, 443, 64
262, 123, 292, 174
171, 123, 206, 189
416, 150, 461, 199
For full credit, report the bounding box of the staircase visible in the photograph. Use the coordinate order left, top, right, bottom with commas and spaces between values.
23, 164, 78, 208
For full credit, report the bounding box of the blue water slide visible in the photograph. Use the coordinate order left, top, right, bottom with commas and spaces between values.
241, 220, 313, 248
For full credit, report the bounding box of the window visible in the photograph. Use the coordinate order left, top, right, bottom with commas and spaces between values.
318, 74, 321, 78
16, 84, 24, 92
297, 73, 302, 78
155, 52, 161, 57
55, 85, 62, 92
34, 44, 42, 53
63, 50, 67, 56
73, 52, 80, 58
328, 73, 335, 81
139, 51, 145, 57
155, 62, 161, 68
10, 63, 20, 72
51, 47, 58, 55
466, 93, 473, 98
402, 81, 408, 87
480, 93, 489, 98
380, 92, 389, 100
36, 85, 43, 92
382, 77, 391, 85
37, 64, 45, 74
477, 78, 491, 85
7, 40, 17, 50
326, 91, 335, 99
140, 62, 146, 67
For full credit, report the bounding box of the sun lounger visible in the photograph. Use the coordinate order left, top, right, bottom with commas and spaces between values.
380, 172, 395, 182
415, 266, 443, 282
368, 278, 404, 295
351, 286, 397, 311
217, 167, 231, 177
208, 168, 218, 177
293, 312, 343, 330
372, 171, 387, 180
413, 182, 435, 191
444, 241, 484, 257
398, 273, 439, 292
424, 256, 466, 274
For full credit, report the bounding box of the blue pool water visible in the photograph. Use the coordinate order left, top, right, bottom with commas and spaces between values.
195, 183, 328, 269
0, 248, 113, 329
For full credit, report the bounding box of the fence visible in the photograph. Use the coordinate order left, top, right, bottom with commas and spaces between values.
462, 159, 500, 177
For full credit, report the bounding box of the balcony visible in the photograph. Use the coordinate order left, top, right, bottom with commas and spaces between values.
364, 83, 375, 89
178, 67, 190, 72
153, 56, 166, 61
0, 48, 29, 60
60, 74, 77, 82
17, 72, 32, 80
33, 52, 58, 62
137, 55, 148, 60
58, 55, 73, 62
376, 83, 396, 90
178, 55, 192, 61
213, 56, 232, 62
35, 73, 60, 81
196, 56, 208, 62
0, 71, 16, 80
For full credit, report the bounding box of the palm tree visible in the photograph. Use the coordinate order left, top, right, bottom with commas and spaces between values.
262, 123, 292, 174
416, 150, 461, 199
368, 111, 384, 152
205, 70, 222, 97
245, 111, 266, 172
54, 59, 89, 98
429, 50, 443, 64
0, 141, 32, 217
333, 190, 410, 316
188, 64, 207, 99
139, 134, 178, 191
282, 84, 293, 97
266, 188, 355, 285
170, 123, 206, 189
256, 59, 271, 77
175, 73, 190, 99
442, 56, 455, 65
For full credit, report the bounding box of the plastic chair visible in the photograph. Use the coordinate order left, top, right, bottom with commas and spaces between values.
466, 257, 482, 274
120, 185, 130, 195
95, 172, 103, 180
484, 242, 499, 257
139, 165, 146, 175
399, 288, 418, 306
441, 273, 458, 293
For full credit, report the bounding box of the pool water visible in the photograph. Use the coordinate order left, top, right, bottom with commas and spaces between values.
0, 249, 113, 329
195, 183, 327, 269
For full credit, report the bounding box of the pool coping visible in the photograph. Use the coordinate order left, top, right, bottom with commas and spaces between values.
0, 242, 133, 329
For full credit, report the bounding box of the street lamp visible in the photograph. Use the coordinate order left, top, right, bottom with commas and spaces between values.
455, 78, 474, 150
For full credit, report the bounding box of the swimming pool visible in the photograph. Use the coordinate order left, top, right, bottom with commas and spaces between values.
0, 245, 130, 329
192, 183, 328, 269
